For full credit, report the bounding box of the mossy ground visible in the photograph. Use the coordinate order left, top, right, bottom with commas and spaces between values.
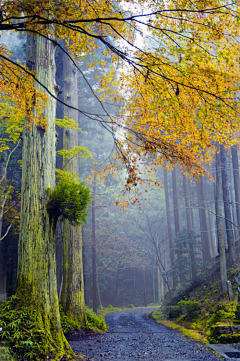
60, 305, 108, 336
0, 344, 14, 360
0, 296, 107, 361
152, 261, 240, 344
97, 305, 129, 317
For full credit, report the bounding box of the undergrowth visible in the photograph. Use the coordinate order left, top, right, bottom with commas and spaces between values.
0, 295, 53, 360
60, 305, 108, 334
152, 262, 240, 343
0, 296, 107, 361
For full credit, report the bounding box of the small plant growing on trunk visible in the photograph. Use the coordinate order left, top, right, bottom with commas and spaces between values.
47, 180, 92, 226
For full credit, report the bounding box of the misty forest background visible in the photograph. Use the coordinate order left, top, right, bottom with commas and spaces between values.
1, 32, 240, 313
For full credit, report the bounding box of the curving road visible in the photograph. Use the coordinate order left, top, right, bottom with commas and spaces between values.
69, 307, 223, 361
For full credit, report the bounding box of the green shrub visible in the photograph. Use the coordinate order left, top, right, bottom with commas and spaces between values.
127, 304, 134, 308
167, 305, 182, 319
47, 180, 92, 225
84, 306, 108, 332
152, 309, 164, 321
178, 300, 201, 321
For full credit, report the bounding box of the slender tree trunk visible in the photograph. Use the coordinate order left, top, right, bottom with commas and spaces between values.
188, 178, 195, 229
164, 169, 177, 287
183, 175, 197, 282
220, 145, 236, 264
96, 274, 102, 308
204, 177, 214, 257
92, 182, 98, 313
231, 145, 240, 238
0, 158, 6, 301
153, 266, 155, 304
0, 157, 5, 237
61, 47, 84, 318
114, 264, 120, 307
157, 266, 161, 303
16, 34, 71, 357
229, 157, 238, 240
197, 177, 212, 263
143, 268, 147, 307
0, 160, 7, 301
215, 152, 228, 297
172, 167, 186, 283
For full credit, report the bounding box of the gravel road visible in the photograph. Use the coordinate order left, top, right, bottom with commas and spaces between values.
69, 307, 223, 361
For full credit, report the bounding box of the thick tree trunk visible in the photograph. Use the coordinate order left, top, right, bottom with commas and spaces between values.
220, 145, 236, 265
215, 152, 228, 297
61, 47, 84, 318
183, 175, 196, 282
163, 169, 177, 287
197, 177, 212, 263
16, 34, 71, 357
231, 146, 240, 238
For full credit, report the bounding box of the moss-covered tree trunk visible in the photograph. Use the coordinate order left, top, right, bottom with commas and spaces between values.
61, 49, 84, 318
16, 34, 71, 358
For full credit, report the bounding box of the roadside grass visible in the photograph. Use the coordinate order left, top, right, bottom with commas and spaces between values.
151, 262, 239, 344
98, 303, 160, 317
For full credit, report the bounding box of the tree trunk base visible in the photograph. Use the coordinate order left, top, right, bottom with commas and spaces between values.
0, 295, 74, 361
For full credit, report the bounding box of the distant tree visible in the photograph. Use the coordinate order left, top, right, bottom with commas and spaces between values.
220, 145, 236, 265
172, 228, 203, 282
215, 151, 227, 297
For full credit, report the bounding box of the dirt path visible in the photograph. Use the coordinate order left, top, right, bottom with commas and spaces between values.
69, 307, 223, 361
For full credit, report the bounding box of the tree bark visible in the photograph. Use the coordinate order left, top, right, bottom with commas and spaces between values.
183, 174, 197, 282
61, 46, 84, 318
215, 151, 228, 297
16, 33, 71, 357
231, 145, 240, 237
220, 145, 236, 264
163, 169, 177, 287
197, 177, 212, 263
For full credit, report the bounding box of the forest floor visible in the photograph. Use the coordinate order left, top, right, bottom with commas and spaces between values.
69, 307, 223, 361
